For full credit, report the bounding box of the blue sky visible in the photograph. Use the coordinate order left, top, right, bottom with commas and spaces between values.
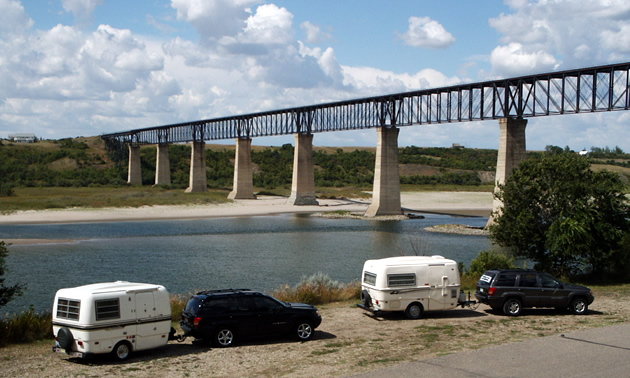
3, 0, 630, 150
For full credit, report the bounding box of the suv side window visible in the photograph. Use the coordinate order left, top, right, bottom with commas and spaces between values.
254, 296, 283, 312
540, 274, 561, 288
203, 297, 233, 313
519, 272, 538, 287
494, 272, 517, 287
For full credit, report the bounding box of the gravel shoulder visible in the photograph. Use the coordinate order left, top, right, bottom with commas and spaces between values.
1, 290, 628, 377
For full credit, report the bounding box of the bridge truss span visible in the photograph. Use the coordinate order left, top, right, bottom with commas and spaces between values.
101, 62, 630, 148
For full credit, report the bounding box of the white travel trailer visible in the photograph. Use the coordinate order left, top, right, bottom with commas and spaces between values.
359, 256, 471, 319
52, 281, 175, 361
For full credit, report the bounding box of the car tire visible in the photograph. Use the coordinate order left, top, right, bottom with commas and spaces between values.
503, 298, 522, 316
360, 290, 372, 308
404, 302, 424, 319
112, 341, 132, 361
569, 297, 588, 315
214, 328, 235, 348
295, 321, 314, 341
57, 327, 74, 351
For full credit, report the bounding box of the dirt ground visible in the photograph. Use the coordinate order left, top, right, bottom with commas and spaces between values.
1, 290, 628, 377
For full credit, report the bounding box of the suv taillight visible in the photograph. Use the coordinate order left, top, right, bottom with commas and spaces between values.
488, 287, 496, 296
193, 317, 202, 327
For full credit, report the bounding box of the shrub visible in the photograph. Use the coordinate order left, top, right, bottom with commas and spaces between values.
271, 273, 361, 305
0, 183, 14, 197
0, 307, 53, 347
466, 250, 517, 277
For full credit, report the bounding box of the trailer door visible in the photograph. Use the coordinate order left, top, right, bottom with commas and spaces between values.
135, 291, 158, 350
428, 264, 448, 310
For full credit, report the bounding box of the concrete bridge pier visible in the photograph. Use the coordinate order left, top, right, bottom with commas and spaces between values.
228, 138, 256, 199
365, 126, 403, 217
185, 141, 207, 193
487, 117, 528, 226
287, 133, 319, 206
127, 145, 142, 185
154, 143, 171, 186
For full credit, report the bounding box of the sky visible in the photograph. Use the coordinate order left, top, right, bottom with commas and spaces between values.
2, 0, 630, 151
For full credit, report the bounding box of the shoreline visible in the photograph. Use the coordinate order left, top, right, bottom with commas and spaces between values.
1, 191, 493, 245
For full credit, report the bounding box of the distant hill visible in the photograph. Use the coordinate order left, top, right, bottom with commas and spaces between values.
1, 137, 627, 192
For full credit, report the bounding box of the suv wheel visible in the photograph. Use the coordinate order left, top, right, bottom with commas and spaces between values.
503, 298, 522, 316
569, 297, 588, 315
214, 328, 235, 348
404, 302, 424, 319
295, 321, 314, 341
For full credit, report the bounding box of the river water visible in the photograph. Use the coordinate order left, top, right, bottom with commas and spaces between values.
0, 213, 491, 315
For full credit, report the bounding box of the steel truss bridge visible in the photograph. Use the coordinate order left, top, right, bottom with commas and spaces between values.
101, 62, 630, 150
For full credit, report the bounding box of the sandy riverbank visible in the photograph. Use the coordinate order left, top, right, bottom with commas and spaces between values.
0, 191, 493, 244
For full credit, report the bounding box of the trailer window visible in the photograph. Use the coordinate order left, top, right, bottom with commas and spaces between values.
388, 274, 416, 287
363, 272, 377, 286
95, 299, 120, 321
57, 298, 81, 320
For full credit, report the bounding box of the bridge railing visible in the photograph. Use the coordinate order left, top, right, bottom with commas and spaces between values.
101, 62, 630, 147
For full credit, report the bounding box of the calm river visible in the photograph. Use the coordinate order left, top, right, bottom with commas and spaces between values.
0, 213, 491, 315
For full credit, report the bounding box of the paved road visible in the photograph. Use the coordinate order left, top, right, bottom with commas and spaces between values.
353, 323, 630, 377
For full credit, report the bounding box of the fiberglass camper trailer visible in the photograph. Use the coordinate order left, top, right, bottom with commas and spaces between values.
359, 256, 466, 319
52, 281, 176, 361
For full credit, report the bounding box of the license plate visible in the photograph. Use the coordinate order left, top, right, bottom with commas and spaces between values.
53, 346, 83, 358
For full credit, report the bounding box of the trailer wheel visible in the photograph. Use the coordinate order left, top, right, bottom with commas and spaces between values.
57, 327, 74, 351
503, 298, 522, 316
404, 302, 424, 319
112, 341, 132, 361
214, 328, 235, 348
360, 290, 372, 308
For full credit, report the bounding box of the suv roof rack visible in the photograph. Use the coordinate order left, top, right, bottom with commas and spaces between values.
195, 288, 253, 296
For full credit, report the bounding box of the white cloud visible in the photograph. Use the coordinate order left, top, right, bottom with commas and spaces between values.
170, 0, 259, 45
399, 16, 455, 49
488, 0, 630, 73
62, 0, 104, 27
489, 42, 558, 77
241, 4, 293, 44
0, 0, 33, 34
300, 21, 331, 44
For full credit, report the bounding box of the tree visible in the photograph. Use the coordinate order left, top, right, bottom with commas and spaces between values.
0, 241, 25, 308
489, 153, 630, 278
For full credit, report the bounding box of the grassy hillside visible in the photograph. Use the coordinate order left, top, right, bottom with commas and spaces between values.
1, 137, 628, 211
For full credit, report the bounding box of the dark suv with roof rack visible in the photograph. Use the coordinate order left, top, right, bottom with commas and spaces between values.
180, 289, 322, 347
475, 269, 594, 316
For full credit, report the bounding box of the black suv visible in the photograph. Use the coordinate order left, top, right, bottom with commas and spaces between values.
180, 289, 322, 347
475, 269, 594, 316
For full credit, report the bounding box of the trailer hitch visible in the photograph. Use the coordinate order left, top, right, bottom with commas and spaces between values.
168, 327, 188, 342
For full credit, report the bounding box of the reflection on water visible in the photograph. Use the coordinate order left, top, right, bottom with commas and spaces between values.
1, 213, 491, 314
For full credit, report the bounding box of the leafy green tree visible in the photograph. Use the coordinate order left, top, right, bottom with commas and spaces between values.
489, 152, 630, 278
466, 250, 517, 277
0, 241, 25, 308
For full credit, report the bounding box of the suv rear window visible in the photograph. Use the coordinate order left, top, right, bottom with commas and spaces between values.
478, 272, 495, 284
185, 296, 203, 315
